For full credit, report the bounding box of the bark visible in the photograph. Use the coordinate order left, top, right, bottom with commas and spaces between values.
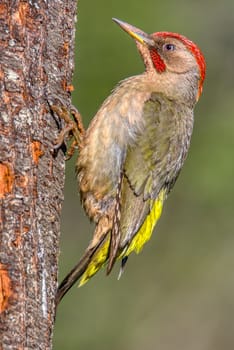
0, 0, 77, 348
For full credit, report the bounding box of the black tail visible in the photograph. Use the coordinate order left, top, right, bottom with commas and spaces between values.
55, 245, 98, 308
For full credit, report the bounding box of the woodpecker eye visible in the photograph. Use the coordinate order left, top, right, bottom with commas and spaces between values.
163, 43, 176, 51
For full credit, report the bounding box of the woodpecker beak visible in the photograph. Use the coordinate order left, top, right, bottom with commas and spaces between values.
113, 18, 155, 47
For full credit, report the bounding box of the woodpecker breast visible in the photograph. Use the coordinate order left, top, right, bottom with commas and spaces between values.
77, 76, 153, 222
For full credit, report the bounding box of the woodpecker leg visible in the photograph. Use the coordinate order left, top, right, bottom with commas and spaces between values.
51, 105, 85, 159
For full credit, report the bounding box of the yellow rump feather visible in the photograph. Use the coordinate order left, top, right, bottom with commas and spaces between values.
123, 188, 166, 256
79, 188, 166, 286
79, 237, 110, 287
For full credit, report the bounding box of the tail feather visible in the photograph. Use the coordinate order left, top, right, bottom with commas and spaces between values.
79, 236, 110, 286
107, 172, 123, 274
55, 236, 108, 307
55, 188, 167, 309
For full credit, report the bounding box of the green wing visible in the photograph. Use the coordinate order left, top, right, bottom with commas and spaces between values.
119, 93, 190, 250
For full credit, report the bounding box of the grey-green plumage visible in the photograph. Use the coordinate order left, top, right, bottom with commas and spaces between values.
56, 18, 205, 306
118, 92, 194, 249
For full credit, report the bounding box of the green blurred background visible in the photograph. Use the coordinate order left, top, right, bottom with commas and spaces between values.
54, 0, 234, 349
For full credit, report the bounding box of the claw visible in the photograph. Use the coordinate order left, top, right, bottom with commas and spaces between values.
51, 104, 85, 158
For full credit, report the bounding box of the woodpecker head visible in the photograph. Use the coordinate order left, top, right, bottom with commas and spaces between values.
113, 18, 206, 101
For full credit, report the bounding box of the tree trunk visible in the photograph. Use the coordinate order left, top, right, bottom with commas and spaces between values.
0, 0, 77, 348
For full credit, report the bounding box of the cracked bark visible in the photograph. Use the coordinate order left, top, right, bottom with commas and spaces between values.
0, 0, 77, 348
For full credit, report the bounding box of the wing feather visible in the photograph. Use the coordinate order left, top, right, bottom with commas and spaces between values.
119, 93, 192, 250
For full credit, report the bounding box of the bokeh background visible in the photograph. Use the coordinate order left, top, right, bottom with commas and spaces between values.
54, 0, 234, 349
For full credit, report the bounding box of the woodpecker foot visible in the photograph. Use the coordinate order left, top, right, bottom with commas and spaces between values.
51, 105, 85, 159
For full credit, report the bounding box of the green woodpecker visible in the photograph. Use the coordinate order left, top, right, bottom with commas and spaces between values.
56, 18, 206, 305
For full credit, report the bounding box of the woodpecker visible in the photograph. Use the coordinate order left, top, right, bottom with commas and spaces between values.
56, 18, 206, 305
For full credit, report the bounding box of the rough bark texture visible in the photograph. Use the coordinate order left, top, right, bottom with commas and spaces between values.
0, 0, 77, 348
